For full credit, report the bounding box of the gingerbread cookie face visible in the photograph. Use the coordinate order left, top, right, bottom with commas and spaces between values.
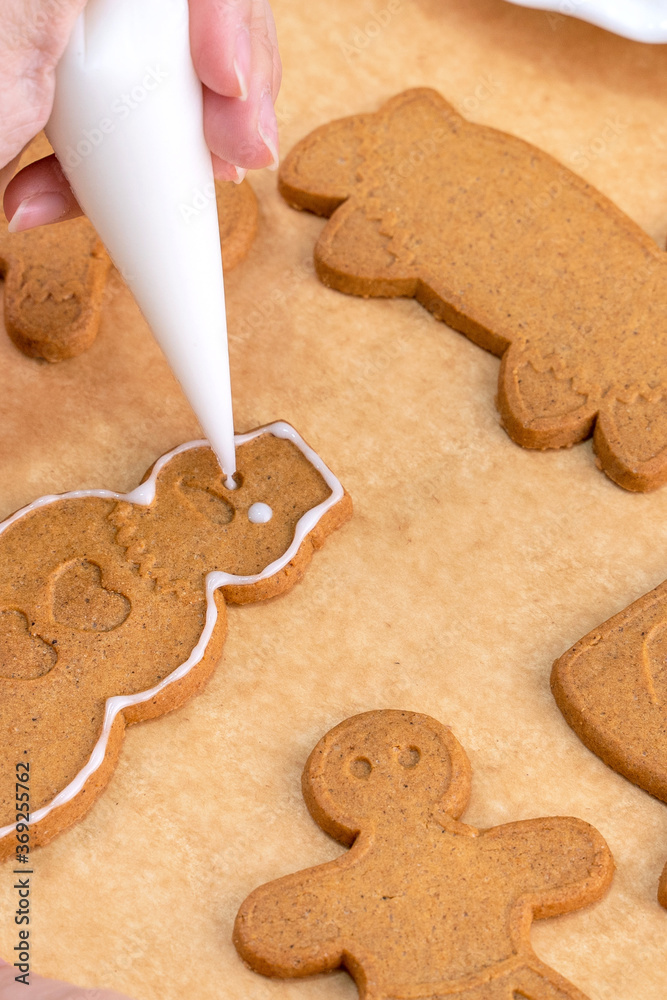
0, 422, 351, 857
0, 135, 258, 362
280, 88, 667, 491
552, 582, 667, 907
234, 710, 613, 1000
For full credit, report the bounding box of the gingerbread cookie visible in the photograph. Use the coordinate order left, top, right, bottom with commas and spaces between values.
552, 582, 667, 907
279, 88, 667, 491
216, 175, 259, 271
0, 135, 258, 361
234, 710, 613, 999
0, 422, 351, 857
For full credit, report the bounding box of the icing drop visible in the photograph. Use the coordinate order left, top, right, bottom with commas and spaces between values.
248, 502, 273, 524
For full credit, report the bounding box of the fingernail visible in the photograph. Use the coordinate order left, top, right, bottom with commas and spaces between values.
257, 90, 279, 171
215, 160, 247, 184
233, 28, 250, 101
7, 192, 68, 233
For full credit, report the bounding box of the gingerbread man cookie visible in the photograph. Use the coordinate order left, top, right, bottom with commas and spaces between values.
0, 422, 351, 856
280, 88, 667, 491
0, 134, 258, 362
234, 710, 613, 1000
552, 581, 667, 907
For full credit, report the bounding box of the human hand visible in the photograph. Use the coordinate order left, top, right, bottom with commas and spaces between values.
1, 0, 281, 233
0, 957, 135, 999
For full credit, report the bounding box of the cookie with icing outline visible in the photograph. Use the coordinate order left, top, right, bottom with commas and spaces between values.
0, 134, 258, 362
0, 422, 351, 856
552, 582, 667, 907
279, 87, 667, 491
234, 710, 613, 1000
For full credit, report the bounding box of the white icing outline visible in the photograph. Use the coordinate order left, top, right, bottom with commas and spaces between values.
0, 421, 343, 839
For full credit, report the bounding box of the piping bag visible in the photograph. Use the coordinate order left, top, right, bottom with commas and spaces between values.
45, 0, 237, 488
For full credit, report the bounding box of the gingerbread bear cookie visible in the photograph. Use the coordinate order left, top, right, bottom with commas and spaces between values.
0, 422, 351, 857
0, 134, 258, 362
279, 88, 667, 491
234, 710, 613, 1000
552, 582, 667, 908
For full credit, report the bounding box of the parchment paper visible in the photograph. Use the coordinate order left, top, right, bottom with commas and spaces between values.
1, 2, 667, 997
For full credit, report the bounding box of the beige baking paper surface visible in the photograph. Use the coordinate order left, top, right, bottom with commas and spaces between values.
1, 1, 667, 997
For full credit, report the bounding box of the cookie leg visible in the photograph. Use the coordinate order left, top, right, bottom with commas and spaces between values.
594, 396, 667, 491
509, 960, 592, 1000
314, 199, 418, 299
497, 344, 597, 450
401, 963, 588, 1000
279, 112, 375, 216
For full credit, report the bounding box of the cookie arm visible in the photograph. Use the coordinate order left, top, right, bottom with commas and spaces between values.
482, 817, 614, 925
233, 865, 346, 978
278, 114, 374, 217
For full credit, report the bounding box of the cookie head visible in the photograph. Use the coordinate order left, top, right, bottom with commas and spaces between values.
111, 427, 337, 593
302, 710, 471, 845
279, 90, 462, 220
552, 585, 667, 804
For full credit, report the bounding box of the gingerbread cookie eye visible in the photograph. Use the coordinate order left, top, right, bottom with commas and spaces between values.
396, 746, 420, 768
349, 757, 372, 779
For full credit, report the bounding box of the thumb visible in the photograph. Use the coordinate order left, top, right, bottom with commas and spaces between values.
0, 962, 137, 998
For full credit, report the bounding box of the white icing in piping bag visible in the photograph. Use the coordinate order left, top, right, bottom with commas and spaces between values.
45, 0, 237, 486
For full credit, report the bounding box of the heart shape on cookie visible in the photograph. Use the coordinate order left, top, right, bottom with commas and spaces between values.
51, 559, 131, 632
0, 609, 57, 679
